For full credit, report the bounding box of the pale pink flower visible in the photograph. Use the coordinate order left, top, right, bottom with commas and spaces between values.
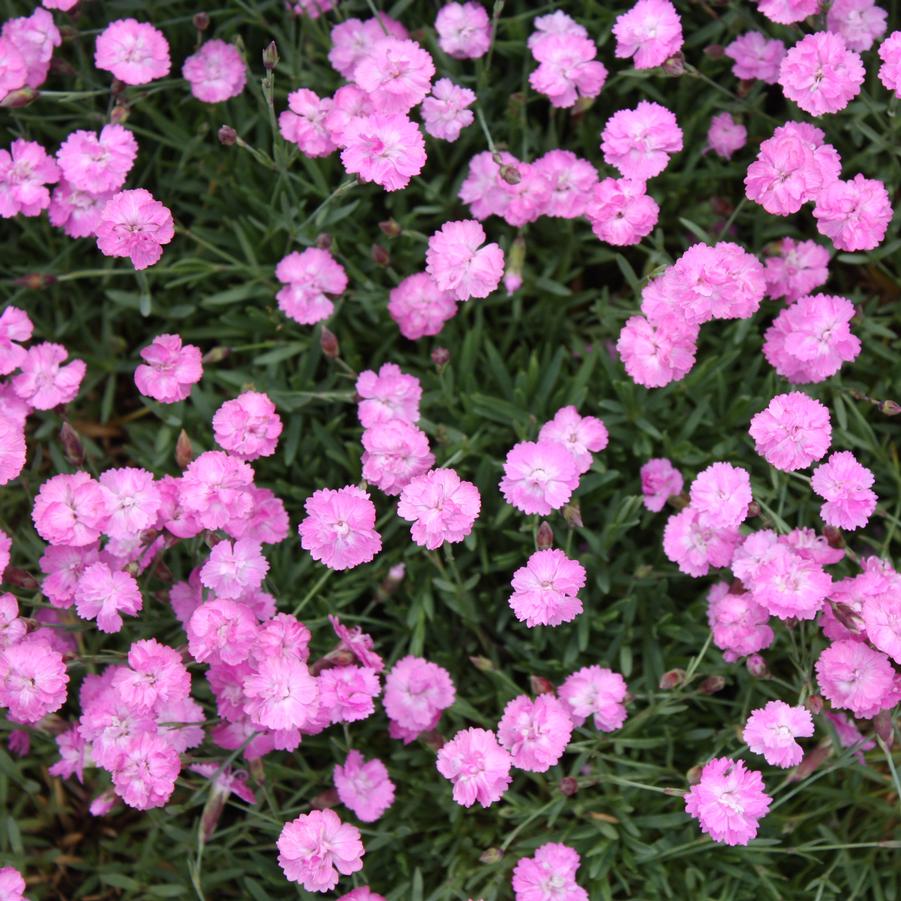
98, 467, 160, 539
663, 506, 740, 578
319, 665, 380, 724
426, 220, 504, 301
743, 701, 814, 767
397, 468, 480, 549
780, 32, 864, 116
640, 458, 683, 512
0, 37, 27, 102
275, 247, 347, 326
113, 639, 190, 713
749, 392, 831, 472
601, 101, 682, 181
707, 583, 774, 661
498, 694, 573, 772
48, 181, 113, 239
39, 543, 101, 608
690, 462, 752, 530
435, 3, 491, 59
279, 89, 337, 158
0, 593, 19, 648
825, 710, 875, 761
340, 114, 426, 192
329, 17, 409, 79
243, 656, 319, 730
32, 472, 108, 547
529, 12, 587, 51
95, 188, 174, 270
0, 529, 10, 581
213, 391, 282, 460
334, 750, 395, 822
1, 8, 60, 90
0, 867, 26, 901
12, 342, 84, 410
183, 39, 246, 103
180, 451, 254, 530
74, 561, 142, 633
0, 306, 31, 375
357, 362, 422, 427
509, 549, 586, 628
0, 139, 59, 218
354, 38, 434, 113
878, 31, 901, 96
383, 655, 455, 740
559, 665, 628, 732
586, 177, 659, 247
744, 130, 824, 217
111, 732, 180, 810
862, 588, 901, 664
187, 598, 258, 666
529, 34, 608, 109
827, 0, 887, 51
421, 78, 476, 142
816, 639, 898, 718
813, 174, 892, 252
289, 0, 338, 16
95, 19, 171, 85
328, 615, 383, 672
707, 112, 747, 160
532, 150, 598, 219
500, 440, 580, 516
754, 0, 819, 24
724, 33, 786, 84
436, 727, 512, 808
57, 124, 138, 195
538, 406, 607, 474
684, 758, 771, 845
613, 0, 683, 70
0, 638, 68, 723
763, 238, 830, 302
298, 486, 381, 571
361, 420, 435, 497
751, 544, 831, 620
134, 334, 202, 404
0, 415, 26, 487
616, 315, 697, 388
388, 272, 457, 340
277, 810, 364, 893
459, 151, 513, 220
200, 539, 269, 599
811, 451, 877, 530
512, 843, 588, 901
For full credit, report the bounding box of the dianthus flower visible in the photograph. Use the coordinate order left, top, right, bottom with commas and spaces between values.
334, 750, 396, 822
134, 333, 202, 404
180, 451, 254, 530
529, 33, 607, 109
743, 701, 814, 767
383, 655, 455, 740
878, 31, 901, 96
529, 12, 587, 51
225, 486, 289, 546
586, 177, 659, 247
684, 758, 771, 845
39, 543, 100, 608
779, 32, 864, 116
724, 33, 786, 84
387, 272, 457, 340
356, 362, 421, 427
200, 539, 268, 599
707, 112, 747, 160
763, 238, 830, 301
0, 528, 10, 579
2, 8, 59, 90
95, 188, 174, 270
0, 866, 27, 901
279, 89, 337, 158
435, 3, 491, 59
674, 242, 767, 321
275, 246, 347, 326
242, 656, 319, 730
98, 467, 160, 540
397, 468, 480, 549
707, 583, 774, 661
277, 810, 364, 893
754, 0, 819, 24
499, 440, 580, 516
601, 101, 682, 181
538, 406, 607, 475
74, 561, 142, 633
811, 451, 877, 530
816, 639, 898, 718
187, 598, 258, 666
744, 130, 824, 216
48, 181, 113, 238
458, 151, 514, 220
324, 86, 375, 148
559, 665, 628, 732
421, 78, 476, 142
328, 16, 408, 78
812, 174, 892, 252
328, 615, 383, 672
0, 306, 31, 375
751, 544, 832, 620
426, 220, 504, 301
0, 139, 59, 218
0, 638, 68, 723
663, 506, 740, 577
33, 472, 108, 547
763, 294, 860, 383
640, 458, 683, 512
298, 485, 381, 571
319, 665, 380, 724
532, 150, 598, 219
508, 549, 586, 628
0, 593, 25, 648
95, 19, 170, 85
12, 342, 85, 411
776, 121, 842, 188
111, 732, 180, 810
340, 114, 426, 192
498, 694, 573, 772
113, 639, 190, 713
690, 463, 752, 530
0, 36, 26, 103
749, 392, 831, 472
361, 420, 434, 496
494, 158, 552, 228
182, 39, 246, 103
354, 37, 434, 113
512, 843, 588, 901
827, 0, 887, 51
613, 0, 682, 70
56, 124, 138, 196
862, 586, 901, 664
784, 527, 844, 566
212, 391, 282, 460
436, 727, 512, 808
617, 314, 698, 388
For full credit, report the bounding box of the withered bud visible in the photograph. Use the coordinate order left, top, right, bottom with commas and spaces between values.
469, 655, 494, 673
111, 79, 126, 97
569, 95, 595, 118
686, 764, 704, 786
431, 346, 450, 368
202, 346, 230, 365
320, 326, 340, 359
698, 674, 726, 695
729, 578, 748, 594
422, 729, 446, 752
479, 847, 503, 865
563, 501, 583, 529
745, 654, 769, 678
498, 163, 521, 185
4, 567, 38, 591
315, 232, 332, 250
378, 219, 402, 238
558, 776, 579, 797
175, 429, 193, 469
1, 87, 38, 108
371, 243, 390, 267
661, 52, 685, 76
823, 525, 845, 549
659, 668, 686, 690
529, 675, 555, 696
50, 57, 77, 78
747, 500, 761, 519
874, 709, 895, 748
193, 12, 210, 31
789, 743, 830, 782
218, 125, 237, 146
310, 788, 339, 810
109, 103, 130, 125
805, 694, 824, 716
262, 41, 279, 71
14, 273, 56, 291
536, 520, 554, 550
59, 422, 84, 467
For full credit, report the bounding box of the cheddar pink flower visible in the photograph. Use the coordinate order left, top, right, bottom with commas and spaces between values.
57, 125, 138, 194
134, 334, 203, 404
509, 549, 586, 628
426, 220, 504, 301
436, 727, 512, 808
0, 139, 59, 218
95, 19, 171, 85
538, 406, 608, 474
280, 89, 336, 158
435, 3, 491, 59
640, 458, 683, 512
95, 188, 174, 270
397, 468, 480, 549
74, 562, 142, 633
601, 101, 682, 181
33, 472, 108, 547
725, 33, 785, 84
813, 174, 892, 252
340, 114, 426, 192
498, 694, 573, 772
12, 343, 85, 410
743, 701, 814, 768
559, 665, 628, 732
500, 440, 580, 516
213, 391, 282, 460
779, 32, 864, 116
816, 639, 898, 718
333, 750, 395, 822
613, 0, 683, 70
388, 272, 457, 340
811, 451, 877, 530
0, 637, 68, 723
298, 486, 381, 571
356, 363, 422, 427
183, 39, 246, 103
749, 393, 831, 472
421, 79, 476, 142
277, 810, 364, 893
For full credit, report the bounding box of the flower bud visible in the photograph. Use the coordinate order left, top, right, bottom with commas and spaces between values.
59, 421, 85, 467
469, 655, 493, 673
563, 501, 583, 529
320, 326, 340, 359
262, 41, 279, 71
745, 654, 769, 678
4, 568, 38, 591
422, 729, 446, 752
686, 764, 703, 786
823, 525, 845, 548
874, 710, 894, 747
498, 163, 521, 186
175, 429, 193, 469
202, 346, 229, 365
8, 730, 29, 757
14, 273, 55, 291
193, 12, 210, 31
661, 52, 685, 76
218, 125, 237, 146
805, 694, 824, 715
698, 674, 726, 695
109, 102, 130, 125
479, 847, 503, 865
659, 668, 686, 690
199, 788, 227, 845
529, 675, 555, 695
315, 232, 332, 250
788, 743, 830, 782
536, 520, 553, 550
0, 87, 38, 109
371, 244, 390, 267
881, 400, 901, 416
570, 95, 595, 118
431, 346, 450, 368
378, 219, 402, 238
704, 44, 725, 59
310, 788, 339, 810
558, 776, 579, 797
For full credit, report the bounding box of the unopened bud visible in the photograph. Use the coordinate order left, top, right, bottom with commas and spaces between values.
698, 674, 726, 695
729, 578, 748, 594
789, 743, 830, 782
686, 764, 703, 786
498, 163, 521, 186
874, 709, 894, 747
704, 44, 725, 59
479, 847, 503, 865
669, 492, 690, 510
659, 668, 686, 690
59, 422, 84, 466
737, 79, 754, 98
7, 730, 29, 757
262, 41, 279, 71
570, 95, 595, 118
51, 57, 77, 78
823, 525, 845, 549
111, 79, 126, 97
320, 326, 339, 359
109, 103, 130, 125
0, 87, 38, 108
661, 52, 685, 76
746, 654, 769, 678
371, 244, 390, 267
469, 655, 493, 673
218, 125, 237, 146
14, 272, 55, 291
559, 776, 579, 797
193, 12, 210, 31
4, 568, 38, 591
805, 694, 824, 715
315, 232, 332, 250
202, 346, 229, 365
563, 501, 583, 529
378, 219, 402, 238
199, 790, 227, 845
422, 729, 446, 752
310, 788, 339, 810
431, 346, 450, 368
175, 429, 193, 469
881, 400, 901, 416
536, 520, 553, 550
529, 675, 555, 695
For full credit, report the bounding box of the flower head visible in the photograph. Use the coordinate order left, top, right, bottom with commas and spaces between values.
435, 3, 491, 59
816, 639, 898, 718
558, 665, 628, 732
33, 472, 108, 547
640, 458, 683, 512
725, 33, 785, 84
361, 420, 435, 497
95, 188, 174, 270
749, 392, 832, 472
0, 638, 68, 723
397, 468, 480, 549
95, 19, 171, 85
436, 727, 512, 808
111, 732, 180, 810
500, 441, 580, 516
613, 0, 683, 70
0, 139, 59, 218
779, 32, 864, 116
509, 549, 586, 628
12, 342, 85, 411
277, 810, 364, 892
340, 114, 426, 192
334, 750, 396, 822
512, 843, 588, 901
57, 124, 138, 194
74, 562, 142, 633
298, 486, 381, 571
388, 272, 457, 340
743, 701, 814, 767
498, 694, 573, 772
813, 174, 892, 252
426, 220, 504, 301
134, 334, 203, 404
383, 655, 455, 740
183, 39, 246, 103
601, 101, 682, 181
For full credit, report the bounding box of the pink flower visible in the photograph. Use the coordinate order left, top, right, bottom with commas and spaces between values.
707, 112, 747, 160
559, 665, 628, 732
827, 0, 887, 51
39, 544, 100, 608
0, 37, 26, 103
724, 33, 786, 84
496, 158, 553, 227
32, 472, 108, 547
279, 89, 337, 158
878, 31, 901, 96
357, 362, 422, 427
707, 583, 774, 661
617, 314, 697, 388
744, 132, 824, 217
180, 451, 254, 530
383, 655, 455, 740
816, 639, 898, 718
354, 38, 434, 113
213, 391, 282, 460
751, 544, 832, 620
289, 0, 338, 16
275, 247, 348, 326
813, 174, 892, 252
0, 415, 25, 487
277, 810, 364, 892
0, 867, 26, 901
74, 561, 142, 633
200, 539, 269, 599
397, 468, 480, 549
640, 458, 683, 512
663, 506, 740, 578
529, 12, 587, 50
328, 17, 409, 78
12, 342, 85, 410
690, 463, 752, 530
2, 9, 60, 90
459, 151, 513, 220
436, 727, 512, 808
426, 220, 504, 301
754, 0, 819, 24
538, 406, 607, 474
111, 732, 180, 810
435, 3, 491, 59
749, 392, 832, 472
613, 0, 683, 70
0, 638, 68, 723
586, 177, 659, 247
298, 486, 381, 571
825, 710, 875, 761
56, 124, 137, 196
98, 467, 160, 540
743, 701, 814, 767
529, 33, 608, 109
388, 272, 457, 340
0, 306, 31, 375
862, 588, 901, 664
242, 656, 319, 730
763, 238, 830, 302
187, 598, 258, 666
95, 19, 171, 85
328, 615, 383, 672
340, 114, 426, 192
779, 32, 864, 116
0, 529, 10, 580
134, 334, 203, 404
182, 39, 246, 103
500, 440, 580, 516
512, 843, 588, 901
533, 150, 598, 219
333, 750, 395, 822
421, 78, 476, 142
508, 549, 586, 628
684, 758, 771, 845
0, 593, 25, 648
113, 639, 190, 713
601, 101, 682, 181
361, 420, 435, 497
48, 181, 112, 238
338, 888, 385, 901
498, 694, 573, 772
811, 451, 877, 530
0, 139, 59, 218
95, 188, 174, 270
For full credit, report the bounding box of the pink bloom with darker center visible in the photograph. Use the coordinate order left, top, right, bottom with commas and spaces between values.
749, 392, 832, 472
74, 561, 142, 633
811, 451, 877, 530
529, 33, 608, 109
298, 486, 382, 571
134, 334, 202, 404
816, 639, 898, 718
277, 810, 364, 893
779, 32, 864, 116
213, 391, 282, 460
498, 694, 573, 772
743, 700, 814, 767
601, 101, 682, 181
586, 177, 659, 247
95, 188, 174, 270
200, 539, 269, 600
334, 750, 396, 822
56, 124, 138, 194
183, 39, 246, 103
421, 78, 476, 142
436, 727, 512, 808
361, 420, 435, 497
243, 656, 319, 730
383, 655, 455, 740
279, 89, 337, 158
558, 665, 628, 732
397, 467, 480, 549
509, 549, 586, 628
640, 458, 683, 512
95, 19, 171, 86
0, 139, 59, 218
111, 732, 180, 810
500, 440, 580, 516
275, 247, 348, 327
340, 114, 426, 192
356, 362, 422, 427
426, 219, 505, 301
613, 0, 683, 70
